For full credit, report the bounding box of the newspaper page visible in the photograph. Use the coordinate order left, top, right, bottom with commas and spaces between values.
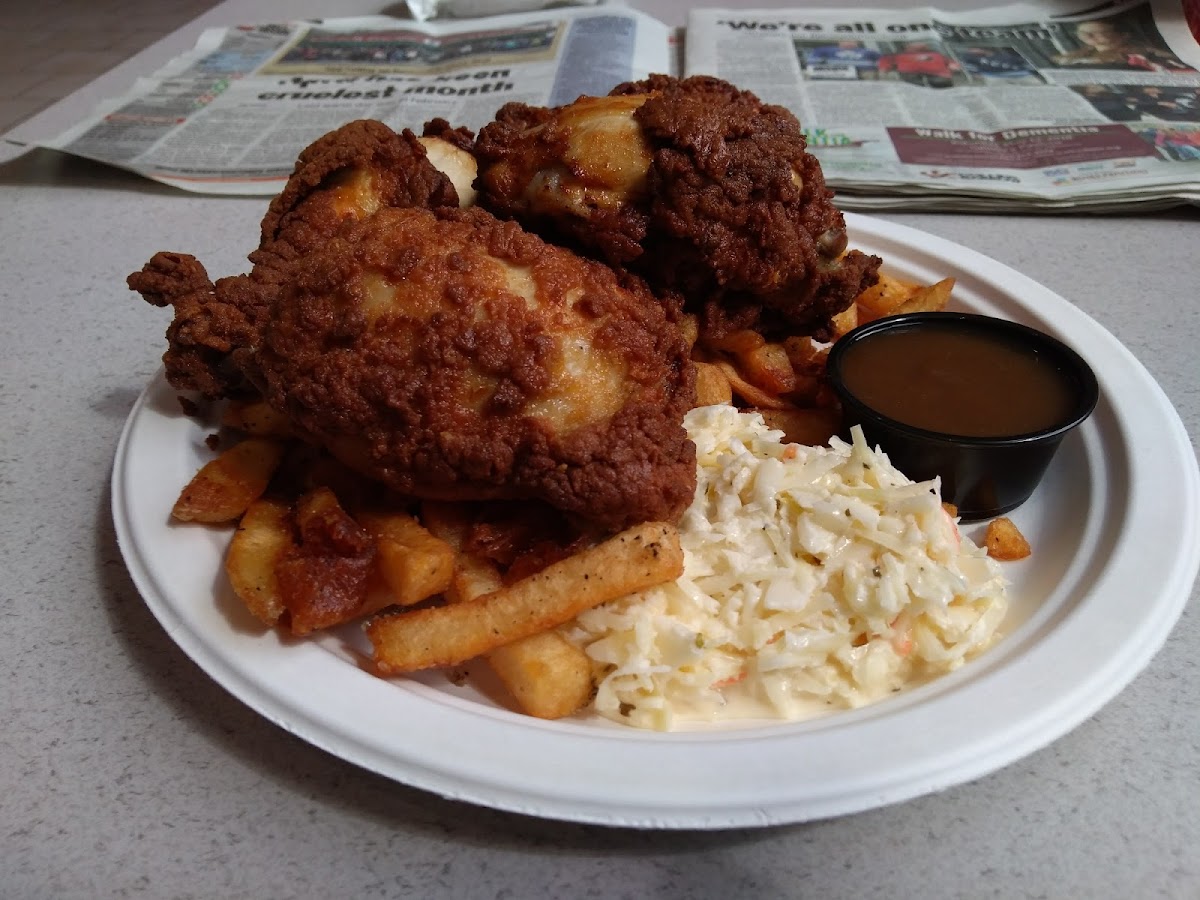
686, 1, 1200, 210
42, 8, 673, 195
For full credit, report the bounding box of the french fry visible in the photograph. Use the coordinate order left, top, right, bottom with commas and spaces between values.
422, 502, 597, 719
715, 360, 793, 410
756, 407, 840, 446
368, 521, 684, 674
172, 437, 285, 523
220, 400, 292, 438
984, 516, 1032, 561
224, 498, 296, 626
733, 342, 797, 396
854, 271, 918, 323
694, 361, 734, 407
827, 303, 859, 339
356, 510, 455, 607
277, 487, 376, 636
893, 276, 955, 315
486, 632, 595, 719
707, 329, 766, 354
782, 336, 829, 376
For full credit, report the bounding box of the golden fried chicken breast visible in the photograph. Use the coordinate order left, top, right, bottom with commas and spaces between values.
473, 75, 881, 340
243, 205, 697, 530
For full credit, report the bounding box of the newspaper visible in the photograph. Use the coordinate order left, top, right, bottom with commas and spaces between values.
39, 8, 672, 195
687, 0, 1200, 210
30, 1, 1200, 209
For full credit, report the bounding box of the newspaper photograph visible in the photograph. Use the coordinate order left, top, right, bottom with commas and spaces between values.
39, 8, 672, 194
686, 0, 1200, 209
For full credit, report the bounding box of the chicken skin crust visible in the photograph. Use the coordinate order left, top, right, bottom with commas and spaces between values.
244, 205, 698, 530
128, 120, 460, 398
473, 75, 881, 340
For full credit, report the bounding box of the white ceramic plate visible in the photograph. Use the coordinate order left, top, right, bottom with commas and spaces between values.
112, 213, 1200, 829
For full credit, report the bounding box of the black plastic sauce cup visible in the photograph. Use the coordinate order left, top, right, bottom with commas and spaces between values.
826, 312, 1099, 520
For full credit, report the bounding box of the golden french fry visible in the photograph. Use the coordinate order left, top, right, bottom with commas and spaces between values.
893, 277, 955, 315
422, 502, 597, 719
707, 329, 766, 354
220, 400, 292, 438
734, 342, 797, 395
827, 303, 859, 339
224, 498, 296, 626
715, 361, 792, 410
172, 437, 285, 523
854, 271, 919, 322
782, 335, 830, 376
368, 521, 683, 673
486, 631, 594, 719
756, 407, 841, 446
985, 516, 1031, 561
356, 510, 455, 607
694, 361, 733, 407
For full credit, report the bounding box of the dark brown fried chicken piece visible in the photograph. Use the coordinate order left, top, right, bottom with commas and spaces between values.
473, 75, 881, 340
128, 120, 463, 398
244, 205, 697, 530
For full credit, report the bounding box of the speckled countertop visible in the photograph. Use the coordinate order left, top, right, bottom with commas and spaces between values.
2, 2, 1198, 897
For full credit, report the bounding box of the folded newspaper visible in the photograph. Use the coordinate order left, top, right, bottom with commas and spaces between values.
29, 1, 1200, 210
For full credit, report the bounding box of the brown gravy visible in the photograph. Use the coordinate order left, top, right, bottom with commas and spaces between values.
838, 324, 1077, 437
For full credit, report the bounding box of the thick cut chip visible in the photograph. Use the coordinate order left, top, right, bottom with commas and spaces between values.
356, 510, 455, 607
715, 360, 792, 410
854, 271, 918, 322
732, 342, 798, 396
485, 631, 595, 720
694, 362, 733, 407
985, 516, 1032, 561
893, 277, 955, 315
367, 521, 683, 673
277, 487, 376, 635
172, 437, 285, 523
224, 498, 296, 626
826, 303, 859, 339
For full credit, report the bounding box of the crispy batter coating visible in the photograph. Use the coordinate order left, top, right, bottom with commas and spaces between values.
245, 205, 697, 529
128, 120, 459, 398
473, 75, 881, 340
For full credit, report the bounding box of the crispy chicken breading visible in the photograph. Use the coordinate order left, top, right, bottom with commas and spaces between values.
244, 205, 696, 529
130, 120, 696, 529
473, 74, 881, 340
128, 120, 463, 398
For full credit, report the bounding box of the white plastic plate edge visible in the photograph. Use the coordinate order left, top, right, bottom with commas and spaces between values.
111, 213, 1200, 829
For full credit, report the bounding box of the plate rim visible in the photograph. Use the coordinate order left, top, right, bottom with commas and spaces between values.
111, 212, 1200, 829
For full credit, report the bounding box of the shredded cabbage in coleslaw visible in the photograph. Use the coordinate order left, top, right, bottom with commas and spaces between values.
563, 405, 1009, 731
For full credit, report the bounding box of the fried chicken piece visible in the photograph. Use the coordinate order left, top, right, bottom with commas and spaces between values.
473, 75, 881, 340
128, 120, 463, 398
242, 205, 697, 530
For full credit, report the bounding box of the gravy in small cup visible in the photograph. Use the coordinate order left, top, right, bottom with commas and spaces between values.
827, 312, 1098, 519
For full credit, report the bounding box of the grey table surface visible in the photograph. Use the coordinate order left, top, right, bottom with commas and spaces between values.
2, 1, 1198, 897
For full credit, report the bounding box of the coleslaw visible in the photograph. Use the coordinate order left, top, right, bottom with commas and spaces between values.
564, 405, 1009, 730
